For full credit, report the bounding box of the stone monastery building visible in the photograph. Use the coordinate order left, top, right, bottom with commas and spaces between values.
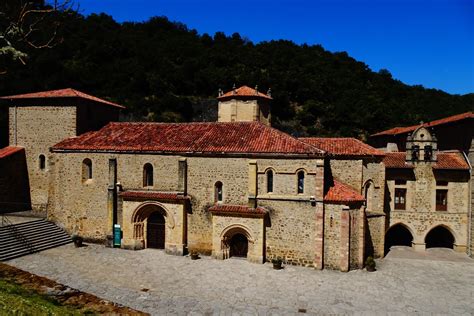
0, 86, 472, 271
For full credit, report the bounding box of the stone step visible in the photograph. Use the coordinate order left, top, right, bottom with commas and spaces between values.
0, 231, 71, 252
0, 238, 72, 261
0, 219, 72, 261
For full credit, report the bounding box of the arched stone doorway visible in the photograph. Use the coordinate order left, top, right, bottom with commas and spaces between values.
147, 212, 165, 249
132, 203, 170, 250
385, 224, 413, 255
219, 225, 253, 260
229, 233, 248, 258
425, 226, 454, 249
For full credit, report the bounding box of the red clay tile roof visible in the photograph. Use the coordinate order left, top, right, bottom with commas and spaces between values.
0, 146, 24, 159
208, 204, 267, 217
433, 152, 470, 170
119, 191, 190, 201
372, 112, 473, 136
217, 85, 272, 100
299, 137, 384, 157
0, 88, 125, 109
324, 179, 365, 204
52, 122, 325, 156
383, 152, 414, 169
383, 151, 470, 170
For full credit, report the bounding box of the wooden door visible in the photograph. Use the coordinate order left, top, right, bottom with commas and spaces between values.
230, 233, 248, 258
147, 212, 165, 249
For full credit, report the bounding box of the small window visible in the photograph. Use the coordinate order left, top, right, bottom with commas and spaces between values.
82, 158, 92, 182
411, 145, 419, 161
215, 181, 223, 203
394, 188, 406, 210
39, 155, 46, 170
143, 163, 154, 187
436, 181, 448, 187
267, 170, 273, 193
395, 179, 407, 185
436, 189, 448, 211
297, 171, 305, 194
424, 145, 433, 161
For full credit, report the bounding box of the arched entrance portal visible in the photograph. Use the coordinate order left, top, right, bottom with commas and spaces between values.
229, 233, 248, 258
132, 203, 171, 250
425, 226, 454, 249
385, 224, 413, 255
147, 212, 165, 249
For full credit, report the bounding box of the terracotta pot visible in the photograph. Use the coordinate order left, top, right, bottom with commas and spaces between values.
272, 261, 282, 270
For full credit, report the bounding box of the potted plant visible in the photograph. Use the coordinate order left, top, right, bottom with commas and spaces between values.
71, 234, 83, 248
190, 251, 199, 260
272, 258, 283, 270
365, 256, 376, 272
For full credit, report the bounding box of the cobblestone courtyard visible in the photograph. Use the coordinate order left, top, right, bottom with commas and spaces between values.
6, 244, 474, 315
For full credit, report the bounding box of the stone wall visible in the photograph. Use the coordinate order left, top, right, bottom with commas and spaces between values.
349, 209, 361, 269
365, 213, 385, 258
260, 199, 318, 266
323, 203, 342, 269
362, 159, 385, 213
218, 99, 270, 126
469, 139, 474, 257
328, 159, 362, 190
48, 150, 326, 265
48, 152, 110, 241
386, 163, 470, 251
10, 105, 77, 214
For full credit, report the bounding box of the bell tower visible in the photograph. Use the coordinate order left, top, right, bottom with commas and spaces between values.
406, 125, 438, 163
217, 85, 272, 126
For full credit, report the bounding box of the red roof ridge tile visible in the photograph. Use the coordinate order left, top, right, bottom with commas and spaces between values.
119, 190, 190, 201
0, 146, 25, 159
371, 111, 473, 137
217, 85, 272, 100
52, 121, 325, 156
383, 151, 470, 170
0, 88, 125, 109
299, 137, 384, 157
208, 204, 267, 217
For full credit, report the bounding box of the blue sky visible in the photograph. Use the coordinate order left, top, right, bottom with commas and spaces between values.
75, 0, 473, 95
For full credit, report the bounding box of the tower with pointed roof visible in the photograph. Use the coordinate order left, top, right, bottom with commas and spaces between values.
217, 85, 272, 126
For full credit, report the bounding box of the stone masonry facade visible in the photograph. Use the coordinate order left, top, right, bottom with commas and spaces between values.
0, 87, 472, 271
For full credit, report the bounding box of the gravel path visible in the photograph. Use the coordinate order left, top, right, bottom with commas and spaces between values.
6, 244, 474, 315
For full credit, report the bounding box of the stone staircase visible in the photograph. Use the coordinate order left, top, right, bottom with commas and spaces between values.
0, 218, 72, 261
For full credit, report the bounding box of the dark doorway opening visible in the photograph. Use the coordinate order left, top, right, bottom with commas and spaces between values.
147, 212, 165, 249
229, 233, 248, 258
425, 226, 454, 249
385, 224, 413, 255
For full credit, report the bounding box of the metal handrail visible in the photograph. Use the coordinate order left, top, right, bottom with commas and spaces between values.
1, 215, 36, 253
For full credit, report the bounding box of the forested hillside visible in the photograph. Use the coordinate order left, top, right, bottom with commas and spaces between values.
1, 12, 472, 139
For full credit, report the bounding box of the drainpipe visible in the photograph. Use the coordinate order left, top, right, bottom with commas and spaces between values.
106, 158, 117, 247
463, 151, 472, 257
13, 103, 17, 146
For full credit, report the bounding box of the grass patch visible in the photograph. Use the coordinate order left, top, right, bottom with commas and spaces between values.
0, 279, 84, 315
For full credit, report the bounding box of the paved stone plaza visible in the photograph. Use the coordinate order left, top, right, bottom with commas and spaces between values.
6, 244, 474, 315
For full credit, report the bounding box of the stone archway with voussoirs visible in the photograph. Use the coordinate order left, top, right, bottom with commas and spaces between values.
131, 201, 175, 249
384, 222, 415, 255
424, 224, 457, 249
219, 224, 255, 260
